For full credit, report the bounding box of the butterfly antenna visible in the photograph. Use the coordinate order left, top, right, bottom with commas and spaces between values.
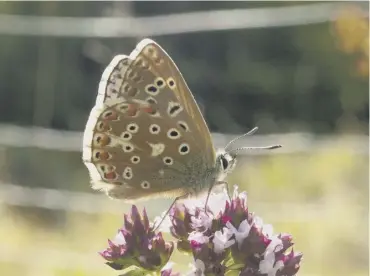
224, 127, 259, 150
228, 144, 282, 155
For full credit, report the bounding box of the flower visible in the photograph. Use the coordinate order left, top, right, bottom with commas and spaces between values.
213, 227, 235, 254
101, 186, 303, 276
226, 219, 252, 248
188, 259, 206, 276
100, 205, 174, 273
161, 262, 181, 276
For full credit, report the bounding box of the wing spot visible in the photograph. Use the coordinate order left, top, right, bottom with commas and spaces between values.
93, 150, 111, 161
167, 128, 181, 139
116, 103, 129, 112
149, 124, 160, 134
179, 143, 190, 155
123, 167, 133, 180
127, 104, 139, 117
102, 110, 119, 121
167, 78, 176, 88
145, 84, 159, 95
104, 171, 118, 180
148, 143, 165, 156
123, 144, 134, 153
141, 181, 150, 189
121, 131, 132, 141
130, 156, 140, 164
96, 121, 111, 132
127, 123, 139, 133
177, 121, 189, 132
168, 102, 183, 117
163, 156, 174, 165
155, 77, 166, 88
146, 97, 157, 105
93, 134, 111, 147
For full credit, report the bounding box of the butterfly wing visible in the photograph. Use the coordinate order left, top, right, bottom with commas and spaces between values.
82, 39, 216, 200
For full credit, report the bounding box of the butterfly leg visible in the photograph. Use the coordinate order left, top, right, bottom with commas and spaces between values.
152, 193, 189, 232
204, 184, 214, 216
216, 181, 232, 202
204, 180, 232, 216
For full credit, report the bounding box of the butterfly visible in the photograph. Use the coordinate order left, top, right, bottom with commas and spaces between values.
82, 38, 280, 209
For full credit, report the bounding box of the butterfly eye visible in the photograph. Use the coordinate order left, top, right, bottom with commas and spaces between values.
141, 181, 150, 189
163, 157, 173, 165
149, 124, 161, 134
127, 123, 139, 133
221, 155, 229, 170
167, 128, 181, 139
178, 143, 190, 155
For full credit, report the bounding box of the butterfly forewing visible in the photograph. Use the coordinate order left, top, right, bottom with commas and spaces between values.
83, 39, 217, 200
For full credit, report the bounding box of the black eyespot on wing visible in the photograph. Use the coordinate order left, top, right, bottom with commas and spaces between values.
156, 79, 164, 87
170, 130, 178, 137
169, 105, 181, 115
146, 85, 157, 93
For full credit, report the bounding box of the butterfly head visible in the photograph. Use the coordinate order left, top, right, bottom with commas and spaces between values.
215, 149, 237, 182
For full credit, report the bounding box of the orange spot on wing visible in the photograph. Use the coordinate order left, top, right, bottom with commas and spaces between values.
97, 135, 111, 147
141, 105, 157, 115
104, 171, 117, 180
104, 111, 119, 121
99, 151, 111, 161
127, 104, 139, 117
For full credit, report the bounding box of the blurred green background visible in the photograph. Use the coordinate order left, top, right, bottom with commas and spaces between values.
0, 1, 368, 276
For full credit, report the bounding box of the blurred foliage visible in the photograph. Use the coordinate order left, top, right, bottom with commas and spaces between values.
0, 1, 368, 276
0, 2, 368, 134
333, 4, 369, 77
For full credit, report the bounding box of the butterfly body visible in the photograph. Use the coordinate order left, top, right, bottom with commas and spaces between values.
82, 39, 237, 201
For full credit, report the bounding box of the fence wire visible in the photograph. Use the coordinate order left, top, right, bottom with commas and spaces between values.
0, 3, 368, 37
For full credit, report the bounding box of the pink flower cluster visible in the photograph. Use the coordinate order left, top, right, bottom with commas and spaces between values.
100, 186, 302, 276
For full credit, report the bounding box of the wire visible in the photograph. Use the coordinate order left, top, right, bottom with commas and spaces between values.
0, 3, 367, 37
